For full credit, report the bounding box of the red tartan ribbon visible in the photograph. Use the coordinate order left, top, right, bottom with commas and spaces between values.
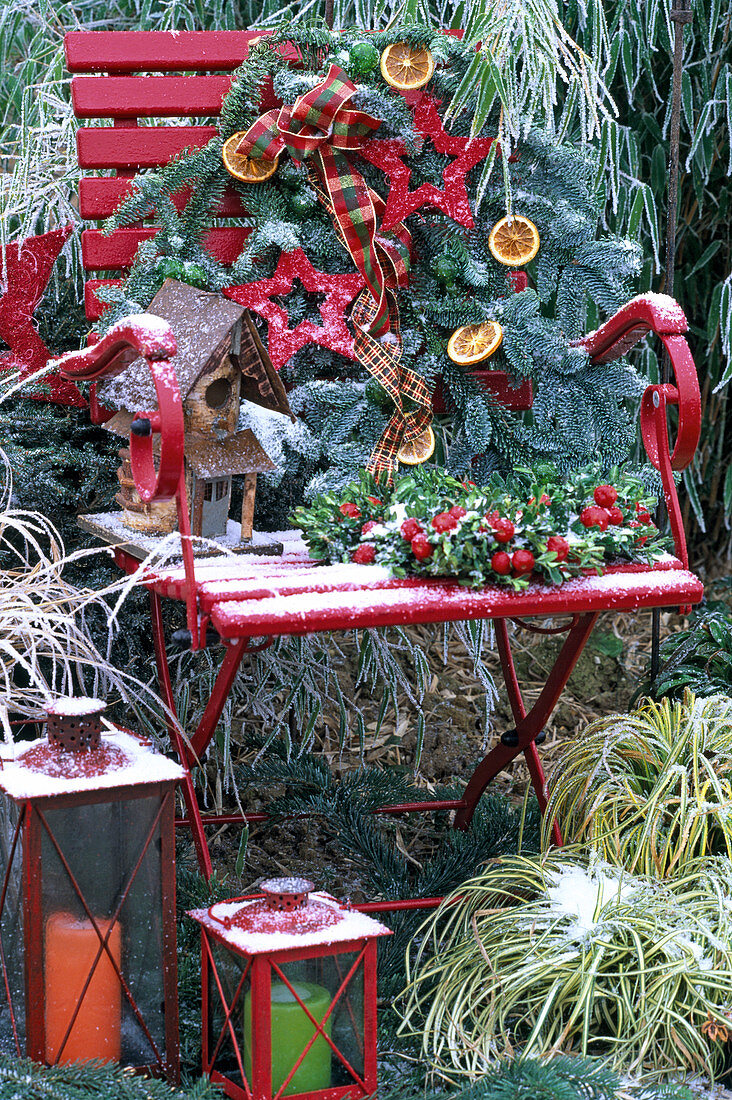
352, 290, 433, 484
234, 65, 409, 337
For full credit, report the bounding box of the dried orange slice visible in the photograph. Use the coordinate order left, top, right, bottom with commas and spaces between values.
488, 215, 540, 266
398, 426, 436, 466
222, 133, 279, 183
447, 321, 503, 366
379, 43, 435, 90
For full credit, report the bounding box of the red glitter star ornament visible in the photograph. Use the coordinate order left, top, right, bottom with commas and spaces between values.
0, 226, 86, 406
360, 94, 494, 231
224, 249, 365, 370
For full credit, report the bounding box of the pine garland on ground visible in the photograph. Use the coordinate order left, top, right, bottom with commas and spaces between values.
0, 1057, 219, 1099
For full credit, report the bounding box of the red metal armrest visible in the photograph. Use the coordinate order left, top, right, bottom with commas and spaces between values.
573, 293, 702, 567
53, 316, 199, 639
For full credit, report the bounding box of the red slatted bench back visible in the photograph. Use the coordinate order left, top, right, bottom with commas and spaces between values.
65, 30, 271, 322
65, 29, 532, 410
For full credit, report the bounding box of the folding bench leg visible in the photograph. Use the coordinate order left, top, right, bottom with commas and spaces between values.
149, 591, 260, 880
453, 611, 600, 838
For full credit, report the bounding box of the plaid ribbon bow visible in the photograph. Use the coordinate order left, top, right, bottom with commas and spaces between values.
235, 65, 409, 337
352, 290, 433, 483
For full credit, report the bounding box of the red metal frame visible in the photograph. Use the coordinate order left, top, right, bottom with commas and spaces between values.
0, 782, 179, 1078
54, 26, 705, 883
54, 293, 705, 880
200, 926, 379, 1100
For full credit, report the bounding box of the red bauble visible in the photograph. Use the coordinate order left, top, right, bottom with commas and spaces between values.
580, 505, 609, 532
491, 551, 512, 575
546, 535, 569, 562
360, 95, 494, 231
594, 484, 618, 508
449, 505, 467, 519
492, 518, 515, 543
432, 511, 458, 533
339, 502, 361, 519
352, 543, 376, 564
411, 535, 434, 560
224, 250, 365, 370
400, 518, 423, 541
607, 506, 624, 525
0, 226, 86, 406
512, 549, 535, 575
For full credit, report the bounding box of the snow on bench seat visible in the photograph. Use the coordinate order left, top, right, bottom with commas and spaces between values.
155, 560, 702, 640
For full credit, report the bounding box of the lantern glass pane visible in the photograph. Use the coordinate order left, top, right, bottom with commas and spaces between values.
207, 939, 251, 1087
0, 798, 24, 1055
40, 795, 166, 1066
276, 952, 365, 1092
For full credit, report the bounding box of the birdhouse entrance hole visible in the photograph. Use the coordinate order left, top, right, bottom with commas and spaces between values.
205, 378, 233, 409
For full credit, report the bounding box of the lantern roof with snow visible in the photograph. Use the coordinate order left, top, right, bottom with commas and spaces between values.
189, 877, 392, 956
0, 727, 184, 801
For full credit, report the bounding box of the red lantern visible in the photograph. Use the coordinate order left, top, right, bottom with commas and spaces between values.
0, 698, 182, 1077
189, 877, 392, 1100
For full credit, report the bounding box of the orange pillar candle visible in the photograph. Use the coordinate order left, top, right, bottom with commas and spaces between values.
44, 912, 122, 1064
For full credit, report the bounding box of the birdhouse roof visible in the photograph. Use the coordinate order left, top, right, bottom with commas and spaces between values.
185, 429, 276, 477
98, 280, 245, 411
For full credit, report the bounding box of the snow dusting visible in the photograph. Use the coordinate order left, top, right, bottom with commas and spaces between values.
189, 891, 392, 955
46, 696, 106, 716
0, 728, 184, 799
545, 863, 637, 939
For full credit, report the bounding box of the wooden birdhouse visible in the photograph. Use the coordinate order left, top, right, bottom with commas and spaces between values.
97, 280, 292, 546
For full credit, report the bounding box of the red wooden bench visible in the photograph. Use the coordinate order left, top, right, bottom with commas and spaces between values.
58, 30, 704, 880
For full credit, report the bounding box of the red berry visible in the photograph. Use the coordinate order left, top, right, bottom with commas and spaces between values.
491, 551, 512, 575
486, 509, 500, 524
628, 520, 648, 546
449, 505, 467, 520
528, 494, 552, 507
411, 535, 434, 561
361, 520, 378, 535
492, 518, 515, 543
546, 535, 569, 562
607, 506, 624, 525
432, 511, 458, 533
512, 549, 535, 575
400, 518, 423, 541
594, 484, 618, 508
352, 543, 375, 564
339, 502, 361, 519
637, 510, 652, 525
580, 505, 609, 532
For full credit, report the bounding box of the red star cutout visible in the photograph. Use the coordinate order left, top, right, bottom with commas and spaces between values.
0, 226, 86, 407
224, 249, 365, 370
360, 94, 494, 232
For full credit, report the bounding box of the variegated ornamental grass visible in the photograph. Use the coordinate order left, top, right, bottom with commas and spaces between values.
399, 852, 732, 1082
543, 693, 732, 877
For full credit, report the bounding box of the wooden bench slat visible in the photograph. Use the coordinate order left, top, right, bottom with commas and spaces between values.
77, 126, 217, 169
84, 279, 122, 321
79, 177, 248, 219
82, 226, 251, 269
205, 565, 704, 640
71, 74, 234, 118
64, 29, 265, 72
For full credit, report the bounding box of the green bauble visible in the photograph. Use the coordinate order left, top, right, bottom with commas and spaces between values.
289, 189, 318, 216
156, 256, 184, 279
435, 255, 460, 285
350, 41, 379, 74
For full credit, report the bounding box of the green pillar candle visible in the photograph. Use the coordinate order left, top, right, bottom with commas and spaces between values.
244, 980, 332, 1096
